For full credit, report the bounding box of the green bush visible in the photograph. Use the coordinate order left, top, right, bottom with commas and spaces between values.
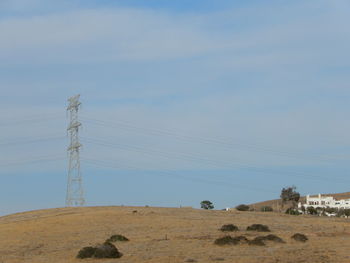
235, 204, 250, 211
220, 224, 239, 232
285, 208, 300, 215
307, 206, 317, 215
325, 207, 337, 214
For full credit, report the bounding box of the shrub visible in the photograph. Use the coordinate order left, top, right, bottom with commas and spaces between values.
248, 237, 266, 246
77, 247, 97, 259
234, 235, 249, 243
77, 242, 122, 259
200, 200, 214, 210
307, 206, 317, 215
246, 224, 270, 232
220, 224, 239, 232
325, 207, 337, 214
214, 235, 248, 246
260, 206, 273, 212
94, 242, 123, 258
214, 236, 239, 246
106, 234, 129, 242
337, 209, 350, 217
291, 233, 308, 242
259, 234, 285, 243
235, 204, 250, 211
285, 208, 300, 215
344, 209, 350, 217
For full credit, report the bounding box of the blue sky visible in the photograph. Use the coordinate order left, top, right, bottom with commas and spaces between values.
1, 0, 350, 215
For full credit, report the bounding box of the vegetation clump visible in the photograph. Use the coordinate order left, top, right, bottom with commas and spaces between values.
77, 242, 122, 259
307, 206, 318, 215
200, 200, 214, 210
214, 236, 239, 246
248, 237, 266, 246
235, 204, 250, 211
220, 224, 239, 232
246, 224, 270, 232
234, 235, 249, 243
254, 234, 285, 243
291, 233, 308, 242
106, 234, 129, 242
214, 235, 248, 246
260, 206, 273, 212
77, 246, 97, 259
285, 208, 300, 215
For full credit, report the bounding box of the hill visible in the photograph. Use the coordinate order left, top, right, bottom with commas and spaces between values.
1, 206, 350, 263
250, 192, 350, 211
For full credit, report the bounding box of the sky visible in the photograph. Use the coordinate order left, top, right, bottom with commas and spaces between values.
0, 0, 350, 215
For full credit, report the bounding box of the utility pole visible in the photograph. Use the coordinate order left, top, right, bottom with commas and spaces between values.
66, 94, 85, 207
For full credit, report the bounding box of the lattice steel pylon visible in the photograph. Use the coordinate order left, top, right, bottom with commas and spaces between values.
66, 94, 85, 207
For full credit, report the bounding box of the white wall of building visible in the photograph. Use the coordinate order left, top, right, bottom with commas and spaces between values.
299, 194, 350, 210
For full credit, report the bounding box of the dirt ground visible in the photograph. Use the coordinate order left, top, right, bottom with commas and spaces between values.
0, 206, 350, 263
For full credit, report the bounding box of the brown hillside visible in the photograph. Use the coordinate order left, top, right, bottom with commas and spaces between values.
250, 192, 350, 211
1, 206, 350, 263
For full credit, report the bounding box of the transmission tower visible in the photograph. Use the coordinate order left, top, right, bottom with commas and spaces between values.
66, 94, 85, 207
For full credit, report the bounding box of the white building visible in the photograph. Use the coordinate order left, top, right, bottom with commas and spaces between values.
299, 194, 350, 210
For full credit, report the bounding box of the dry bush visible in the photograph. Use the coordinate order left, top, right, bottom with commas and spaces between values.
263, 234, 285, 243
253, 234, 285, 244
248, 237, 266, 246
76, 242, 122, 259
214, 235, 248, 246
77, 247, 96, 259
106, 234, 129, 242
291, 233, 308, 242
214, 236, 239, 246
246, 224, 270, 232
220, 224, 239, 232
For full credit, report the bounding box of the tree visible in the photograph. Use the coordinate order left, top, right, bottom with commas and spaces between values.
200, 200, 214, 210
280, 186, 300, 208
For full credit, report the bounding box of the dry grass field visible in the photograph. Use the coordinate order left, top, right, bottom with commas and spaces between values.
1, 206, 350, 263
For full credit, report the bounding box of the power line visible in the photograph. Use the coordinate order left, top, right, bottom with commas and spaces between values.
0, 155, 65, 168
0, 135, 65, 147
81, 116, 349, 163
82, 157, 274, 194
81, 136, 350, 184
0, 113, 64, 127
